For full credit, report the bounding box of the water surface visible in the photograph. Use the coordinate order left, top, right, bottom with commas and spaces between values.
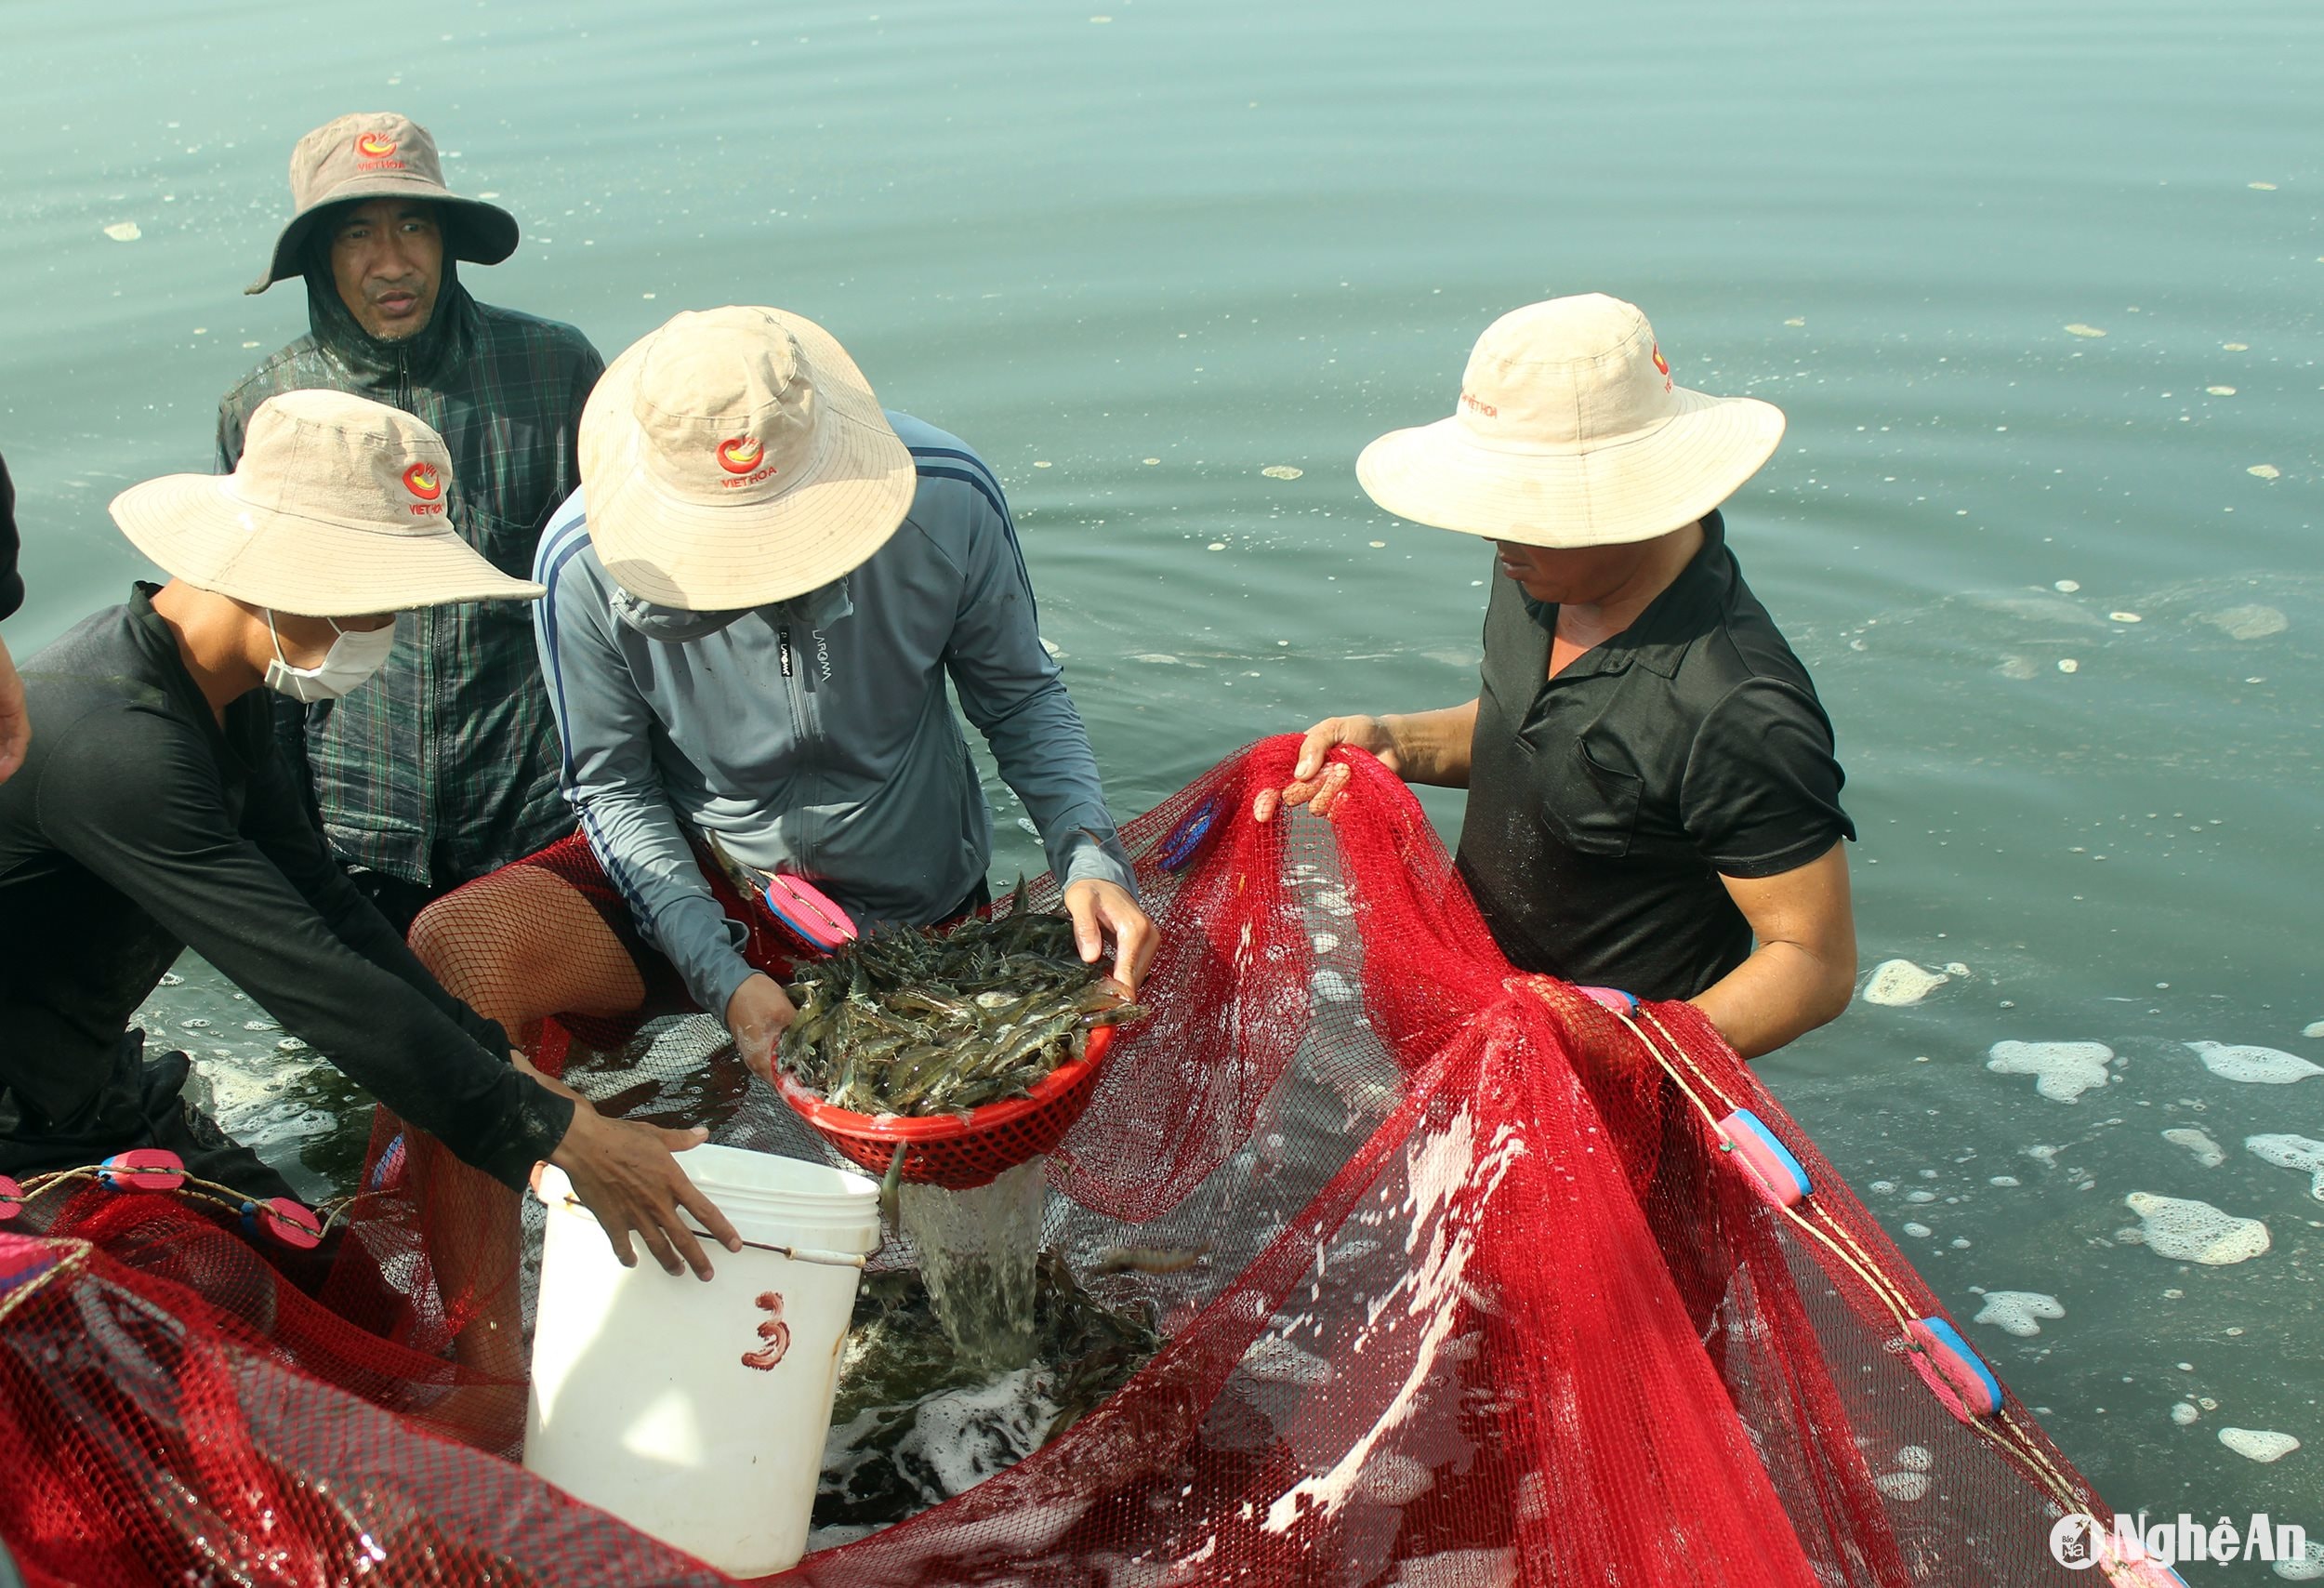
5, 0, 2319, 1560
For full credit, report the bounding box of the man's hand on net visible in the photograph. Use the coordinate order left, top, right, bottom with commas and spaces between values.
723, 972, 799, 1087
548, 1103, 741, 1280
1063, 878, 1156, 997
1253, 715, 1399, 824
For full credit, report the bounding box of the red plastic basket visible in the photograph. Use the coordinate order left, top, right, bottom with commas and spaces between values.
777, 1024, 1119, 1190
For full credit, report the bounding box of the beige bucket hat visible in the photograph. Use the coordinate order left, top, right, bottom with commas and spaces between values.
110, 390, 546, 616
579, 306, 917, 609
245, 112, 519, 295
1356, 294, 1786, 549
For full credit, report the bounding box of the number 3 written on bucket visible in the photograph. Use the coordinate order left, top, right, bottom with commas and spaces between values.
741, 1291, 791, 1370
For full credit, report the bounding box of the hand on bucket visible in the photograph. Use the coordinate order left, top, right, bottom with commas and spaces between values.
1063, 877, 1156, 997
724, 972, 799, 1087
548, 1103, 743, 1280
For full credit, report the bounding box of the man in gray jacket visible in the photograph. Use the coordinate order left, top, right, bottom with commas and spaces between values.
410, 307, 1153, 1077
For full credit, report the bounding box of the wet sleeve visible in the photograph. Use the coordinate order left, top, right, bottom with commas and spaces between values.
940, 495, 1136, 899
1680, 677, 1855, 879
239, 734, 523, 1060
536, 550, 756, 1020
35, 708, 572, 1190
215, 392, 248, 473
0, 454, 20, 622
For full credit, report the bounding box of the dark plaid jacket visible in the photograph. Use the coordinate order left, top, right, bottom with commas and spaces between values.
218, 271, 602, 890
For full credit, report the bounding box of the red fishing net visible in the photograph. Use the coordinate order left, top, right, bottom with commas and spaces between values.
0, 739, 2151, 1585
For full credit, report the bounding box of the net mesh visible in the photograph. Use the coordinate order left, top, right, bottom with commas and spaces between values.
0, 737, 2141, 1586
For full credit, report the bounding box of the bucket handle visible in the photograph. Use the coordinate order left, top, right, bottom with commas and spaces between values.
535, 1184, 874, 1269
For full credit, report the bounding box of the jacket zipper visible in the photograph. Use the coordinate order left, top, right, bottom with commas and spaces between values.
777, 624, 813, 866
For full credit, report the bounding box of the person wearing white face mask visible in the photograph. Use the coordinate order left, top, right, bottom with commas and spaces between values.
0, 390, 742, 1290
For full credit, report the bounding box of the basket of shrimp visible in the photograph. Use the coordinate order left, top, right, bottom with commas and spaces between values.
773, 882, 1145, 1189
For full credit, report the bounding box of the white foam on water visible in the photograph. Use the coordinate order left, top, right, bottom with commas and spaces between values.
2277, 1540, 2324, 1581
2125, 1192, 2271, 1264
2162, 1127, 2226, 1168
1263, 1111, 1524, 1533
1902, 1222, 1933, 1238
2304, 1021, 2324, 1040
2171, 1401, 2200, 1425
1874, 1471, 1931, 1502
2218, 1427, 2301, 1462
1312, 969, 1357, 1004
2205, 603, 2289, 640
1355, 1452, 1434, 1504
2245, 1134, 2324, 1199
1239, 1335, 1333, 1387
2186, 1040, 2322, 1085
1987, 1175, 2021, 1187
1987, 1040, 2114, 1102
1391, 1548, 1517, 1587
1974, 1290, 2065, 1337
1894, 1445, 1933, 1473
1864, 959, 1949, 1006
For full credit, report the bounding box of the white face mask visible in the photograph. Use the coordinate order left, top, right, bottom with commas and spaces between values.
263, 611, 399, 703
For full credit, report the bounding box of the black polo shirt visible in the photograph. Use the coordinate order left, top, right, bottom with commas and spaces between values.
1455, 512, 1853, 1000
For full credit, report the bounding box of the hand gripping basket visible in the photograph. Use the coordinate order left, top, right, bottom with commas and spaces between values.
776, 1025, 1119, 1190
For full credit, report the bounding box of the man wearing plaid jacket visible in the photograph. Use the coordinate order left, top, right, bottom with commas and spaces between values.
218, 112, 602, 930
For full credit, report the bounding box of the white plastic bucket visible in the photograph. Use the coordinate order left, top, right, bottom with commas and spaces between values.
523, 1143, 881, 1576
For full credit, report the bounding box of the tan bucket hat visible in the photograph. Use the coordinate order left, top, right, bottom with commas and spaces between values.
579, 306, 917, 609
245, 112, 519, 295
1356, 294, 1786, 549
110, 390, 546, 616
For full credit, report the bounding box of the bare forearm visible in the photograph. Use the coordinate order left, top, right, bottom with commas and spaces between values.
1381, 700, 1478, 787
1689, 938, 1855, 1060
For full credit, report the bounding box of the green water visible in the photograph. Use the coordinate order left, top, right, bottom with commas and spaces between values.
6, 0, 2319, 1562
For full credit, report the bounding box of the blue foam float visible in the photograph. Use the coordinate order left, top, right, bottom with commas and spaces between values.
762, 873, 857, 953
1574, 985, 1637, 1014
1159, 797, 1220, 872
1908, 1314, 2004, 1419
98, 1148, 186, 1193
1716, 1108, 1813, 1209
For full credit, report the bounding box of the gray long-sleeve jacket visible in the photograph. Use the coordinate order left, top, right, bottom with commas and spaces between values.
534, 414, 1134, 1019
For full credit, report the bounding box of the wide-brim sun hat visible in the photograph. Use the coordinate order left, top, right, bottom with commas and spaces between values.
246, 112, 518, 296
1356, 293, 1786, 549
110, 390, 546, 616
579, 305, 917, 610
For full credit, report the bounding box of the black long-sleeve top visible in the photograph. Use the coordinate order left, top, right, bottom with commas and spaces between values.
0, 586, 572, 1189
1, 455, 21, 620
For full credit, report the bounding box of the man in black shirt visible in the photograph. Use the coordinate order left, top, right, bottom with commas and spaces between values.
1267, 295, 1855, 1059
0, 390, 737, 1278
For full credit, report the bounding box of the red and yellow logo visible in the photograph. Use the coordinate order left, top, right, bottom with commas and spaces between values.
1650, 342, 1672, 392
403, 462, 443, 501
355, 131, 399, 160
716, 437, 764, 476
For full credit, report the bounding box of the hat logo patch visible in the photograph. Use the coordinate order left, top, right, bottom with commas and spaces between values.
352, 130, 406, 172
1650, 343, 1672, 393
716, 437, 776, 487
403, 462, 445, 516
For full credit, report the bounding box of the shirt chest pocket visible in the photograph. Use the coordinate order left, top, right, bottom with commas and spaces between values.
1526, 733, 1643, 859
